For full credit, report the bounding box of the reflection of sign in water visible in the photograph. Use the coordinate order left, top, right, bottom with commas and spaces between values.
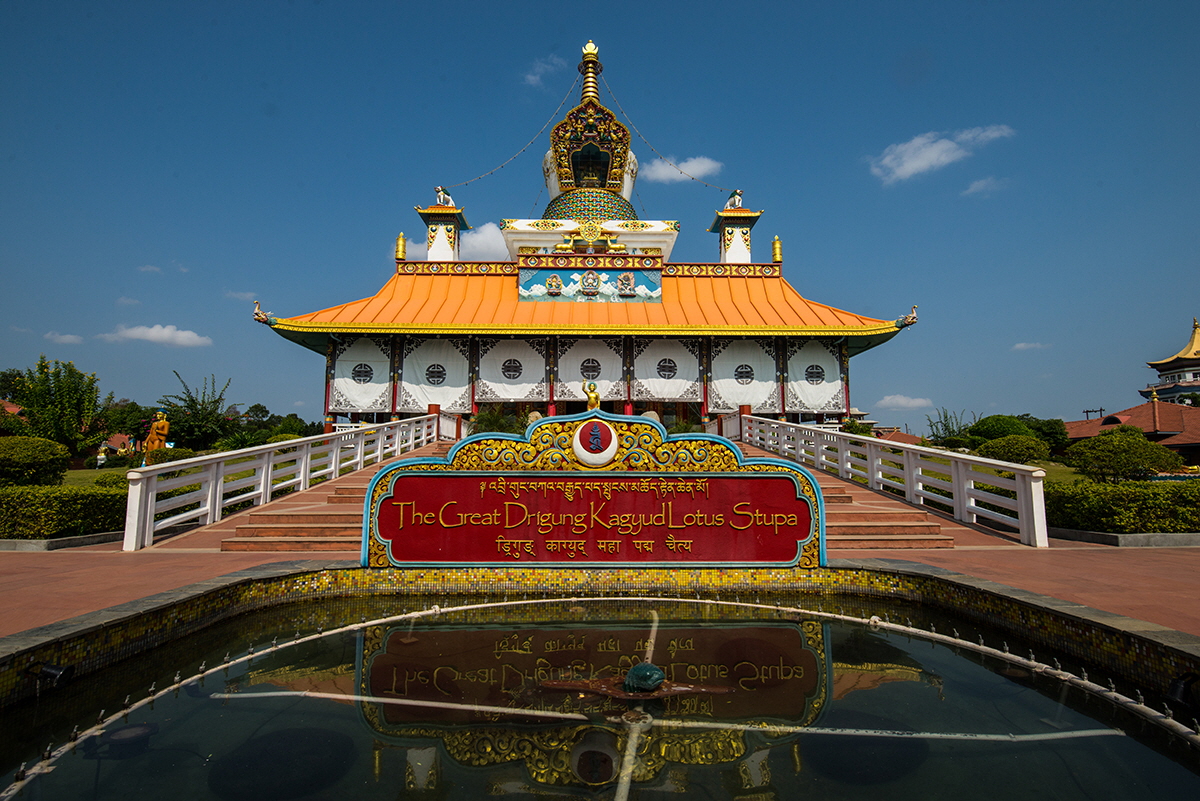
656, 358, 677, 379
734, 364, 754, 385
426, 364, 446, 385
580, 358, 602, 379
371, 471, 815, 567
501, 359, 523, 380
805, 364, 825, 384
351, 363, 374, 384
361, 621, 822, 727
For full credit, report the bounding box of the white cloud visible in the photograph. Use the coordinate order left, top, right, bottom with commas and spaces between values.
1012, 342, 1050, 351
97, 324, 213, 347
116, 296, 140, 305
225, 290, 256, 301
138, 264, 161, 273
523, 54, 567, 87
10, 325, 33, 334
177, 266, 189, 273
962, 176, 1006, 196
44, 331, 83, 344
642, 156, 723, 184
870, 125, 1014, 184
876, 394, 934, 410
459, 222, 509, 260
293, 400, 305, 407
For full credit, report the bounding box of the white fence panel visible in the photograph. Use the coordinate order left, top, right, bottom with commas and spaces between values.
122, 415, 443, 551
738, 416, 1048, 547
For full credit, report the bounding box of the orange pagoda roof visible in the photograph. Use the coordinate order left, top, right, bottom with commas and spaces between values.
267, 261, 908, 356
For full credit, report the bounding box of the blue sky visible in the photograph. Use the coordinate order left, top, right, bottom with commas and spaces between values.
2, 0, 1197, 434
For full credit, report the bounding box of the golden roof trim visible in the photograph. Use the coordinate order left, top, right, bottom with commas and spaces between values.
269, 319, 901, 337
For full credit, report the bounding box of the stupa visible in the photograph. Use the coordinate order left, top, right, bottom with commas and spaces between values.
256, 42, 917, 430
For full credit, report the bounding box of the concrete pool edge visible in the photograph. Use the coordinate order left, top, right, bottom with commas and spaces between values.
2, 561, 1198, 709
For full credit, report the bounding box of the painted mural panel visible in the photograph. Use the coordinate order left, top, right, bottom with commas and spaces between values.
330, 336, 391, 412
476, 338, 548, 402
632, 339, 702, 402
785, 340, 845, 413
709, 338, 780, 413
398, 338, 471, 413
555, 338, 626, 402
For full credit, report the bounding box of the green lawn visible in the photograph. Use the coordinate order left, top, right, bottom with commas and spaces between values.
64, 468, 129, 486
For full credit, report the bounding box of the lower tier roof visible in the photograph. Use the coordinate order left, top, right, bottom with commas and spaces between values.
266, 263, 909, 357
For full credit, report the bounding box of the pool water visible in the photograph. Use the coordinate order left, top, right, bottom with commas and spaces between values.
4, 597, 1198, 799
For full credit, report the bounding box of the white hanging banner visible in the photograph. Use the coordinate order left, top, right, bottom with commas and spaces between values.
476, 339, 548, 402
555, 339, 625, 401
632, 339, 702, 402
398, 338, 471, 413
330, 336, 391, 412
709, 338, 779, 413
786, 340, 845, 413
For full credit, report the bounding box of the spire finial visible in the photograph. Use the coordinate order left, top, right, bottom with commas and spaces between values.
579, 40, 602, 103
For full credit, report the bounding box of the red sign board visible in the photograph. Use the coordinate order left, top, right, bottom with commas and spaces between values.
370, 472, 816, 567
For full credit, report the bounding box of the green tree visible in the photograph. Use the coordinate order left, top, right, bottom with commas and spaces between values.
1064, 426, 1184, 483
158, 373, 238, 450
104, 399, 153, 441
1015, 414, 1070, 451
11, 356, 112, 456
0, 368, 24, 401
968, 415, 1036, 441
243, 403, 272, 431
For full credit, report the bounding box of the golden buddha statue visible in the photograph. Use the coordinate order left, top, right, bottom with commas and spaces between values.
583, 381, 601, 411
144, 411, 170, 452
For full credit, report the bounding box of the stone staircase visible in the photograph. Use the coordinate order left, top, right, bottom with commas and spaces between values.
220, 442, 953, 552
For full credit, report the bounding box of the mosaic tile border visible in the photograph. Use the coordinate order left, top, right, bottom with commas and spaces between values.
2, 562, 1198, 709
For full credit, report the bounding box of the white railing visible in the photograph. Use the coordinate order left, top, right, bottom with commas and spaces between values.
703, 412, 741, 441
739, 415, 1048, 547
122, 415, 443, 551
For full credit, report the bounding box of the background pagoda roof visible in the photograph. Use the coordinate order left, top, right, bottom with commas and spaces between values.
1147, 319, 1200, 370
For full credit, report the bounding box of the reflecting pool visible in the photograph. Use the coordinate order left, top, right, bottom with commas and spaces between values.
3, 597, 1198, 799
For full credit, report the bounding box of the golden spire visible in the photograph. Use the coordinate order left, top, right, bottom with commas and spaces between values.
579, 40, 602, 103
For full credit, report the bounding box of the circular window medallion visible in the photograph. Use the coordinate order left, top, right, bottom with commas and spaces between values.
426, 364, 446, 385
350, 363, 373, 384
805, 364, 825, 385
734, 364, 754, 385
656, 358, 677, 379
572, 419, 619, 467
501, 358, 523, 380
580, 358, 602, 380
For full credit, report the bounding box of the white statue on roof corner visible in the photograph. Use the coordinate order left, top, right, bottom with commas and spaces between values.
435, 186, 455, 207
724, 189, 744, 209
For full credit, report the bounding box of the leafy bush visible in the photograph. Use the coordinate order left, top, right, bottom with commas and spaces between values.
841, 419, 874, 436
1045, 480, 1200, 533
83, 454, 134, 470
470, 406, 522, 435
94, 472, 130, 489
1064, 427, 1184, 482
968, 415, 1036, 442
266, 433, 301, 444
214, 430, 269, 452
976, 435, 1050, 464
940, 435, 986, 451
145, 447, 197, 467
0, 436, 70, 486
0, 486, 126, 539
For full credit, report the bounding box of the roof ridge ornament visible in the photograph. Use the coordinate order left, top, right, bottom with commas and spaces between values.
579, 40, 602, 104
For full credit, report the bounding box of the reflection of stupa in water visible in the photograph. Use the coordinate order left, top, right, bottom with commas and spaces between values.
257, 41, 916, 429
